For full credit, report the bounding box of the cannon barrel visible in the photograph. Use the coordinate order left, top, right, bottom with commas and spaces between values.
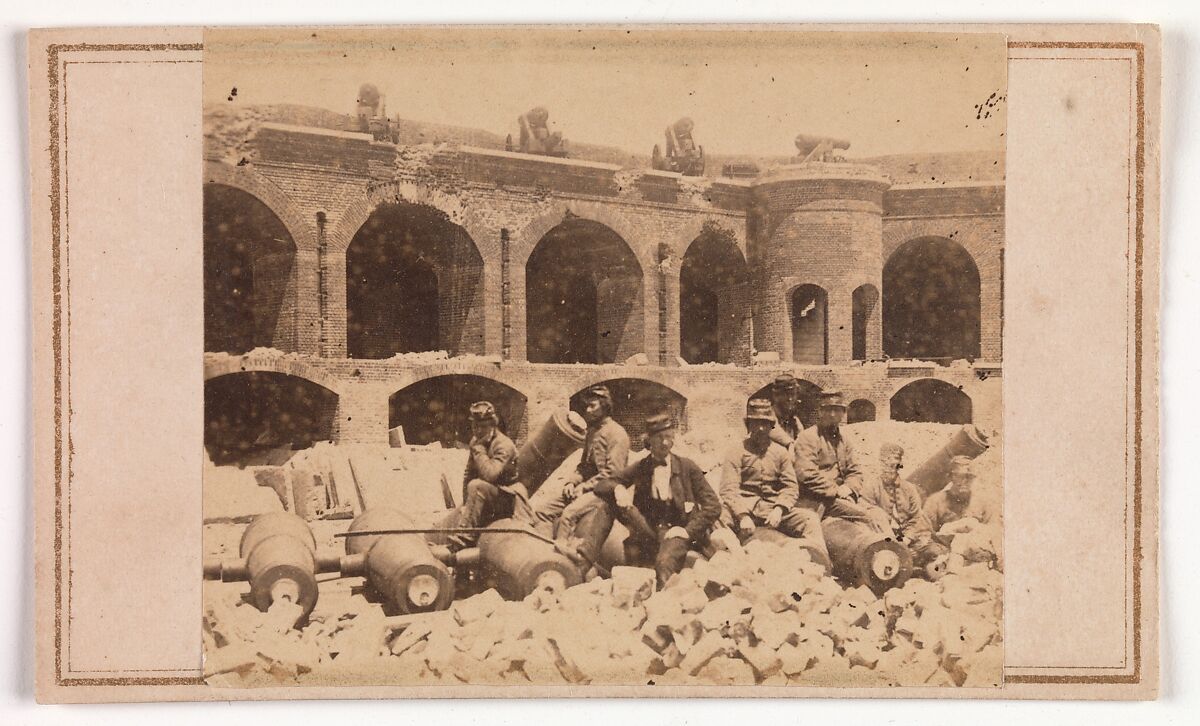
907, 424, 991, 498
346, 509, 455, 614
793, 133, 851, 158
517, 410, 586, 496
745, 526, 832, 572
822, 518, 913, 595
201, 512, 320, 624
478, 518, 581, 600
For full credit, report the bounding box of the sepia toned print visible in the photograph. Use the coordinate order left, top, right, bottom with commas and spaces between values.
199, 28, 1006, 690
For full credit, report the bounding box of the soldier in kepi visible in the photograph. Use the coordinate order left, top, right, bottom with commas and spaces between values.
529, 385, 630, 537
718, 398, 828, 558
768, 373, 805, 447
792, 390, 883, 527
445, 401, 527, 553
857, 442, 949, 579
593, 412, 721, 588
923, 455, 994, 537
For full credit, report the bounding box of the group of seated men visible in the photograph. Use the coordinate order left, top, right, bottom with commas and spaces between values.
445, 373, 991, 589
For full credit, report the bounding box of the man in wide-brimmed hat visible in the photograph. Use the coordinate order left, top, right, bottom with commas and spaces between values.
718, 399, 828, 556
593, 411, 721, 587
447, 401, 526, 552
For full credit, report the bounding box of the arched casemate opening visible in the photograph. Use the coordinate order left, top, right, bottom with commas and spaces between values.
890, 379, 973, 424
680, 225, 749, 364
790, 284, 829, 365
570, 378, 686, 450
748, 378, 824, 430
346, 202, 484, 359
204, 184, 298, 354
389, 375, 529, 448
883, 237, 981, 362
526, 218, 644, 364
204, 372, 337, 467
847, 398, 877, 424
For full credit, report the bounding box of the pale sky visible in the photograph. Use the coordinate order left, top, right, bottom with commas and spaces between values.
205, 28, 1007, 159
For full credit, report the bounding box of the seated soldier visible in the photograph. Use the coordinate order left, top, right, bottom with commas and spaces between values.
593, 412, 721, 588
768, 373, 804, 447
793, 390, 883, 527
857, 442, 949, 577
447, 401, 527, 553
719, 398, 827, 557
923, 455, 994, 539
529, 385, 630, 536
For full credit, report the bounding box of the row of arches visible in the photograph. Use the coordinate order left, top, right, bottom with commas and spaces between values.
204, 371, 974, 466
205, 184, 984, 366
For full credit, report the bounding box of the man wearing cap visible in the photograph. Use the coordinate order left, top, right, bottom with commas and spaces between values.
529, 385, 630, 535
922, 455, 993, 536
594, 412, 721, 588
792, 390, 879, 525
858, 442, 948, 576
718, 399, 827, 554
447, 401, 526, 553
768, 373, 805, 447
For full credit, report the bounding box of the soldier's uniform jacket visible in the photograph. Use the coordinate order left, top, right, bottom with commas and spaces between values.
769, 406, 803, 447
793, 424, 863, 505
922, 490, 994, 533
719, 438, 799, 521
462, 428, 519, 494
857, 476, 937, 547
606, 453, 720, 544
576, 416, 631, 487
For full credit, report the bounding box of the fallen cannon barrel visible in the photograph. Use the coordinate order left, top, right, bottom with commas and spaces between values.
202, 512, 320, 623
478, 518, 581, 600
822, 518, 913, 595
518, 410, 587, 496
346, 509, 455, 614
745, 526, 832, 572
907, 424, 991, 498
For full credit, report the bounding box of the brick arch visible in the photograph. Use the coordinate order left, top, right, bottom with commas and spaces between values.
566, 375, 690, 448
884, 225, 990, 276
388, 370, 531, 445
888, 377, 973, 424
786, 282, 831, 365
671, 215, 748, 262
203, 354, 342, 395
204, 161, 317, 253
883, 235, 982, 361
327, 182, 490, 256
563, 369, 692, 402
399, 361, 531, 396
734, 373, 831, 399
885, 373, 973, 399
512, 200, 652, 272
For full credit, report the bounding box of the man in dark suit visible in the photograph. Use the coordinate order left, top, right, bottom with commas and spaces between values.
593, 412, 721, 588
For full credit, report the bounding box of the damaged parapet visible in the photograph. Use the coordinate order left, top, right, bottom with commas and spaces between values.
507, 106, 569, 157
652, 117, 705, 176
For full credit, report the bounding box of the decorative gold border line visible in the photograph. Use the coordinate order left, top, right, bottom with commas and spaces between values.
1002, 40, 1146, 686
48, 42, 206, 688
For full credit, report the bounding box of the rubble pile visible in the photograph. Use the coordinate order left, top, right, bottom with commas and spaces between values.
203, 536, 1002, 688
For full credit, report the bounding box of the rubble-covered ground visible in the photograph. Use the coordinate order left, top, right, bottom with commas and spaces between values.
203, 420, 1003, 688
204, 534, 1002, 688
